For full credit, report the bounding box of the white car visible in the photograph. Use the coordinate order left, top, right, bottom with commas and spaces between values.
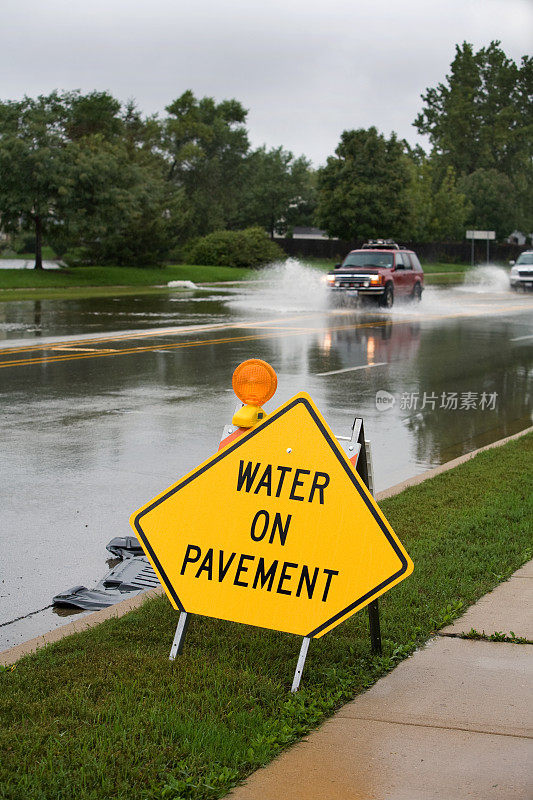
510, 251, 533, 291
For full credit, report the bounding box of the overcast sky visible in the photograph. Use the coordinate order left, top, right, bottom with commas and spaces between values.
1, 0, 531, 166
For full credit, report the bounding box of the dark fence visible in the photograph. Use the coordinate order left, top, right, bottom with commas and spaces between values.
276, 237, 527, 265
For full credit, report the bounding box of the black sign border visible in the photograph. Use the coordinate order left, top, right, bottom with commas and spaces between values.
133, 395, 409, 638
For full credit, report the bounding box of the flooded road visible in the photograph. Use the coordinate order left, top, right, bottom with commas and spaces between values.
1, 262, 532, 649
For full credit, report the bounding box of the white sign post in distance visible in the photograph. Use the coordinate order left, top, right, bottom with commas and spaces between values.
466, 230, 496, 266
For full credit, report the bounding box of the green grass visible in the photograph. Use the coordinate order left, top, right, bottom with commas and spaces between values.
1, 434, 531, 800
0, 265, 254, 302
459, 628, 531, 644
0, 264, 253, 288
421, 262, 471, 274
424, 272, 466, 286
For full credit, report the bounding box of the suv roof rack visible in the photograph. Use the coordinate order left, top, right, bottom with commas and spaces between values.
361, 239, 401, 250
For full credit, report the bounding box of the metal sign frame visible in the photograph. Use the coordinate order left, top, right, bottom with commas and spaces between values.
167, 413, 383, 692
133, 395, 409, 634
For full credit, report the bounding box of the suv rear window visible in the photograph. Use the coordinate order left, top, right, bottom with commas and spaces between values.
397, 253, 412, 269
410, 253, 423, 272
342, 252, 394, 268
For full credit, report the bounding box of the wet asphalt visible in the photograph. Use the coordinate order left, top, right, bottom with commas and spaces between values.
1, 265, 532, 649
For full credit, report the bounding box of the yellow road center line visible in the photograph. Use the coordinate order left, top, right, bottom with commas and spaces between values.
48, 346, 118, 352
0, 320, 404, 369
0, 301, 529, 358
0, 304, 530, 370
0, 333, 299, 368
0, 313, 326, 356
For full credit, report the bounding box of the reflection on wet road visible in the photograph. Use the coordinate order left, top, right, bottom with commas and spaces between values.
1, 269, 532, 650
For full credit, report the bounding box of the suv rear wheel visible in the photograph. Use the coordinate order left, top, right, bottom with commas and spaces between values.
379, 283, 394, 308
411, 282, 422, 303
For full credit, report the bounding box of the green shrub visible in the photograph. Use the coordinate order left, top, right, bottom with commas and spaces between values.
62, 246, 92, 267
187, 227, 284, 268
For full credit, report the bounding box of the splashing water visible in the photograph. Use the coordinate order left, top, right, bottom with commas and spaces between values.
458, 265, 511, 294
227, 258, 329, 313
387, 286, 458, 316
226, 258, 514, 321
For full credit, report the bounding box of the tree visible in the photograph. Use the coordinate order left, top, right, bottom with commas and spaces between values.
0, 92, 72, 268
0, 90, 132, 268
406, 159, 470, 241
428, 166, 471, 241
316, 127, 415, 240
459, 168, 517, 240
0, 90, 171, 267
415, 42, 531, 175
66, 91, 123, 141
238, 146, 315, 237
54, 136, 171, 266
414, 41, 532, 235
163, 91, 250, 240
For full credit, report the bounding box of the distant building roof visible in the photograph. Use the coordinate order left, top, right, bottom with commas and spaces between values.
507, 230, 532, 245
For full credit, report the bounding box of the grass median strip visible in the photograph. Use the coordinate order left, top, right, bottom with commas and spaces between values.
424, 271, 466, 286
1, 434, 531, 800
0, 265, 253, 301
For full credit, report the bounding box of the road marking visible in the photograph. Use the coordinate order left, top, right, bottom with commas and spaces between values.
0, 304, 531, 370
0, 321, 405, 370
0, 297, 529, 358
316, 362, 387, 376
0, 299, 529, 357
510, 334, 533, 341
48, 346, 118, 352
0, 313, 326, 356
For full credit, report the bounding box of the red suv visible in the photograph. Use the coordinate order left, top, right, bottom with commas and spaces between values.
326, 240, 424, 308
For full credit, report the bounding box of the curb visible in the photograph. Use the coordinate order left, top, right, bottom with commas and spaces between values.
2, 425, 531, 667
0, 588, 163, 667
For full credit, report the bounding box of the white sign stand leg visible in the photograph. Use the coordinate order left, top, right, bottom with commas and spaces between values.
169, 611, 190, 661
291, 636, 311, 692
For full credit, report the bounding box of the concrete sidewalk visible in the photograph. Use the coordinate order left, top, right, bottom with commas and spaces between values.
228, 561, 533, 800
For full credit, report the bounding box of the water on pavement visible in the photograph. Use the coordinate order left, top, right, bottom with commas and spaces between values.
1, 260, 532, 649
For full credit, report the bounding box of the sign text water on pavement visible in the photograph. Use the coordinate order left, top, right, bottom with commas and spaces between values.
131, 393, 413, 638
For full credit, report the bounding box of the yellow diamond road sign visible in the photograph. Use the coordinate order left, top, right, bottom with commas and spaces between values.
130, 393, 413, 638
